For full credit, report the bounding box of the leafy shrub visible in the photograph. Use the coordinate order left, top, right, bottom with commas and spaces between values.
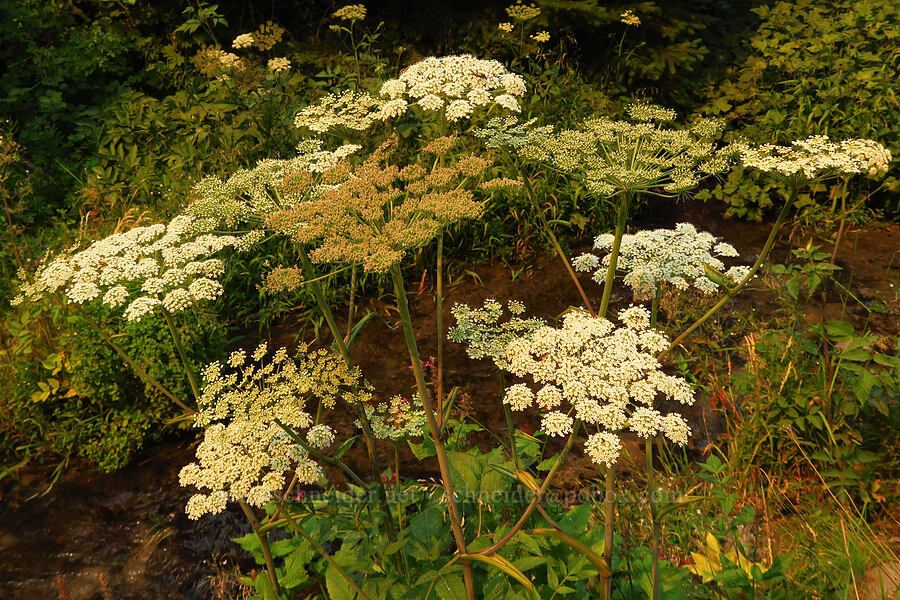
0, 302, 225, 472
699, 0, 900, 219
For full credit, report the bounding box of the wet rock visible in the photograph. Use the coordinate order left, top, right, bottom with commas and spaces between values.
862, 562, 900, 600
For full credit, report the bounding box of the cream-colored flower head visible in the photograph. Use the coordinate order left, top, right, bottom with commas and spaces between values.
737, 136, 891, 181
267, 57, 291, 72
620, 10, 641, 26
378, 55, 527, 122
12, 216, 260, 321
466, 306, 695, 467
333, 4, 367, 22
294, 91, 384, 134
232, 33, 255, 49
574, 223, 747, 300
180, 344, 369, 519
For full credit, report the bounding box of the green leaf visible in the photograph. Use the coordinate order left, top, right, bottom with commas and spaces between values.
824, 320, 854, 338
326, 563, 357, 600
448, 451, 481, 497
408, 438, 436, 460
559, 502, 591, 535
785, 278, 800, 299
840, 347, 871, 361
410, 507, 445, 542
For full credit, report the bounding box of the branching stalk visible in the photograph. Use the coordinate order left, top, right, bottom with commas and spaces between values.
239, 499, 283, 598
659, 187, 799, 361
520, 169, 595, 316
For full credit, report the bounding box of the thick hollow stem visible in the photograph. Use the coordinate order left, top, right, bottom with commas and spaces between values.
601, 465, 615, 600
74, 306, 193, 414
436, 232, 445, 427
647, 435, 660, 600
161, 308, 202, 405
598, 193, 631, 319
658, 188, 798, 362
389, 264, 475, 600
520, 169, 596, 316
238, 500, 283, 598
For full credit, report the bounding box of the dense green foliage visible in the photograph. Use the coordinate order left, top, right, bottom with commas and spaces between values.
698, 0, 900, 219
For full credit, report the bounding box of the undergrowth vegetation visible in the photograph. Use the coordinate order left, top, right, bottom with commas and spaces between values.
1, 1, 898, 599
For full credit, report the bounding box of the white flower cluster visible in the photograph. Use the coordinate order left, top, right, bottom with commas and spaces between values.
737, 136, 891, 180
357, 395, 426, 440
573, 223, 748, 300
12, 216, 260, 321
180, 343, 369, 519
379, 55, 527, 122
187, 140, 361, 227
448, 299, 545, 368
499, 307, 694, 467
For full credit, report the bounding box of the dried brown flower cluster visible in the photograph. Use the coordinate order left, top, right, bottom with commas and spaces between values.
265, 136, 514, 272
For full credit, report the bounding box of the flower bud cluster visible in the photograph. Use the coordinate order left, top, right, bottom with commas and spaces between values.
448, 298, 545, 368
477, 104, 731, 197
357, 395, 426, 440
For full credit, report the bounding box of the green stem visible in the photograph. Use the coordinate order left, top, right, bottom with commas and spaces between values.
498, 371, 520, 470
436, 232, 445, 427
296, 247, 400, 547
239, 500, 283, 599
297, 249, 382, 472
520, 168, 596, 316
598, 193, 631, 319
274, 419, 368, 489
658, 187, 799, 362
277, 502, 373, 600
601, 464, 615, 600
596, 193, 632, 600
389, 263, 475, 600
647, 435, 660, 600
161, 308, 202, 405
74, 306, 193, 414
